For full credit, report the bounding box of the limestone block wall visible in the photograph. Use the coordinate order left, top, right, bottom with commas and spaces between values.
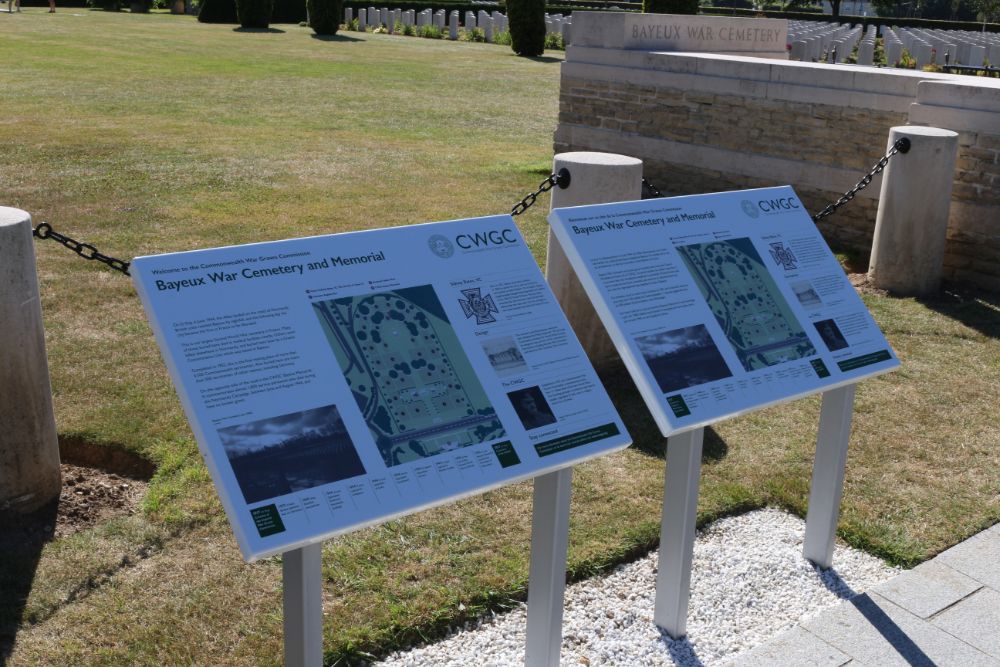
553, 47, 1000, 291
909, 82, 1000, 291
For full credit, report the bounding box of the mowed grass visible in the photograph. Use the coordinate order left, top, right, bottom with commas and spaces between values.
1, 11, 998, 666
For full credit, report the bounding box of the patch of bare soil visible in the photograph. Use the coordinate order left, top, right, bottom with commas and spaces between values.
848, 272, 889, 296
2, 463, 148, 553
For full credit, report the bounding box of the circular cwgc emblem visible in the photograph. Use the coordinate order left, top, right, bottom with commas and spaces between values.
427, 234, 454, 258
741, 200, 760, 218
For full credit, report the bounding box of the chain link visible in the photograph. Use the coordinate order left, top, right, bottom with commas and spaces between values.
511, 168, 571, 217
812, 137, 911, 224
32, 222, 132, 276
27, 144, 907, 278
642, 178, 663, 199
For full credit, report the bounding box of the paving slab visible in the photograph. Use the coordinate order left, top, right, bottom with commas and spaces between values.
800, 592, 999, 666
873, 559, 983, 619
935, 529, 1000, 590
932, 587, 1000, 660
727, 626, 850, 667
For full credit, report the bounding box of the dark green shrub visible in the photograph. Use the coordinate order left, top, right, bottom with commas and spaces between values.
306, 0, 340, 33
197, 0, 237, 23
89, 0, 121, 10
643, 0, 698, 14
507, 0, 545, 56
236, 0, 272, 28
274, 0, 306, 23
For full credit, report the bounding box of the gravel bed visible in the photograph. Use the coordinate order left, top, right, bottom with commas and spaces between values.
377, 508, 900, 666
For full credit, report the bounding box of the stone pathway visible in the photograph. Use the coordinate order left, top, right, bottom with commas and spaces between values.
731, 522, 1000, 667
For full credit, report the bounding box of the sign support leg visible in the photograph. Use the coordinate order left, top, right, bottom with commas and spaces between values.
525, 467, 573, 667
283, 543, 324, 667
803, 383, 856, 569
653, 427, 704, 639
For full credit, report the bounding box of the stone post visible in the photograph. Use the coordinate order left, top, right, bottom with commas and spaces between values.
0, 207, 61, 515
868, 126, 959, 296
546, 152, 643, 367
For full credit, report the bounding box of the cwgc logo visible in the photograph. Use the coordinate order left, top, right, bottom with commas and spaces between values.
427, 234, 454, 259
769, 241, 798, 270
459, 288, 499, 325
741, 200, 760, 218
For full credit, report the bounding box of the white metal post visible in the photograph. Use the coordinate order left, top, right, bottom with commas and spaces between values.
653, 428, 704, 639
524, 467, 573, 667
803, 384, 856, 569
283, 543, 324, 667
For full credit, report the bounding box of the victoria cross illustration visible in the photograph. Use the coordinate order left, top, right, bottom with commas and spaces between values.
768, 242, 798, 270
459, 288, 499, 325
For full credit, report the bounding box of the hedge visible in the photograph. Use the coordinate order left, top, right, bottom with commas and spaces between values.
198, 0, 238, 21
272, 0, 306, 22
644, 0, 697, 13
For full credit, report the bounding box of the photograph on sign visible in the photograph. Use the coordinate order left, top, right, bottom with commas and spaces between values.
548, 186, 899, 436
131, 215, 631, 560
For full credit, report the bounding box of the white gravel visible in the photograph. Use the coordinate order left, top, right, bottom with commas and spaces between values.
376, 508, 900, 666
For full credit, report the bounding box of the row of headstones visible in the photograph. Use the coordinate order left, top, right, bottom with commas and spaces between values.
546, 13, 571, 38
887, 26, 1000, 67
344, 6, 572, 39
788, 18, 1000, 68
787, 20, 862, 63
345, 6, 507, 37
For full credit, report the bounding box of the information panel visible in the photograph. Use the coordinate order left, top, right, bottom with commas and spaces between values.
132, 216, 631, 561
548, 186, 899, 436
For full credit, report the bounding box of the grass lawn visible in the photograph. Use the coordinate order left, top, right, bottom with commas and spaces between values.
1, 10, 998, 666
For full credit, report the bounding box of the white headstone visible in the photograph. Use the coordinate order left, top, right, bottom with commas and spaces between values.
969, 44, 986, 67
791, 40, 806, 61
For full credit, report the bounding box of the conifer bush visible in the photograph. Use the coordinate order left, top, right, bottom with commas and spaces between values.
236, 0, 272, 28
307, 0, 341, 34
507, 0, 545, 56
643, 0, 698, 13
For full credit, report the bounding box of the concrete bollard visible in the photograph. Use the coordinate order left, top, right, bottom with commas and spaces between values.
0, 207, 61, 515
868, 126, 959, 296
546, 152, 643, 367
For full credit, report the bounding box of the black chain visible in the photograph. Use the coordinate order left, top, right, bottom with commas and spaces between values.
642, 178, 663, 199
32, 222, 132, 276
511, 168, 571, 217
813, 137, 911, 224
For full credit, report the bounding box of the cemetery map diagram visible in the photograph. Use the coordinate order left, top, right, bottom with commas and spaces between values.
677, 238, 816, 372
313, 285, 505, 468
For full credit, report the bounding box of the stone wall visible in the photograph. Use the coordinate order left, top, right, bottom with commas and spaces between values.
553, 44, 1000, 291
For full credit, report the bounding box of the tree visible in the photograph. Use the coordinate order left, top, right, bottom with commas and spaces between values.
971, 0, 1000, 21
507, 0, 545, 57
306, 0, 341, 34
